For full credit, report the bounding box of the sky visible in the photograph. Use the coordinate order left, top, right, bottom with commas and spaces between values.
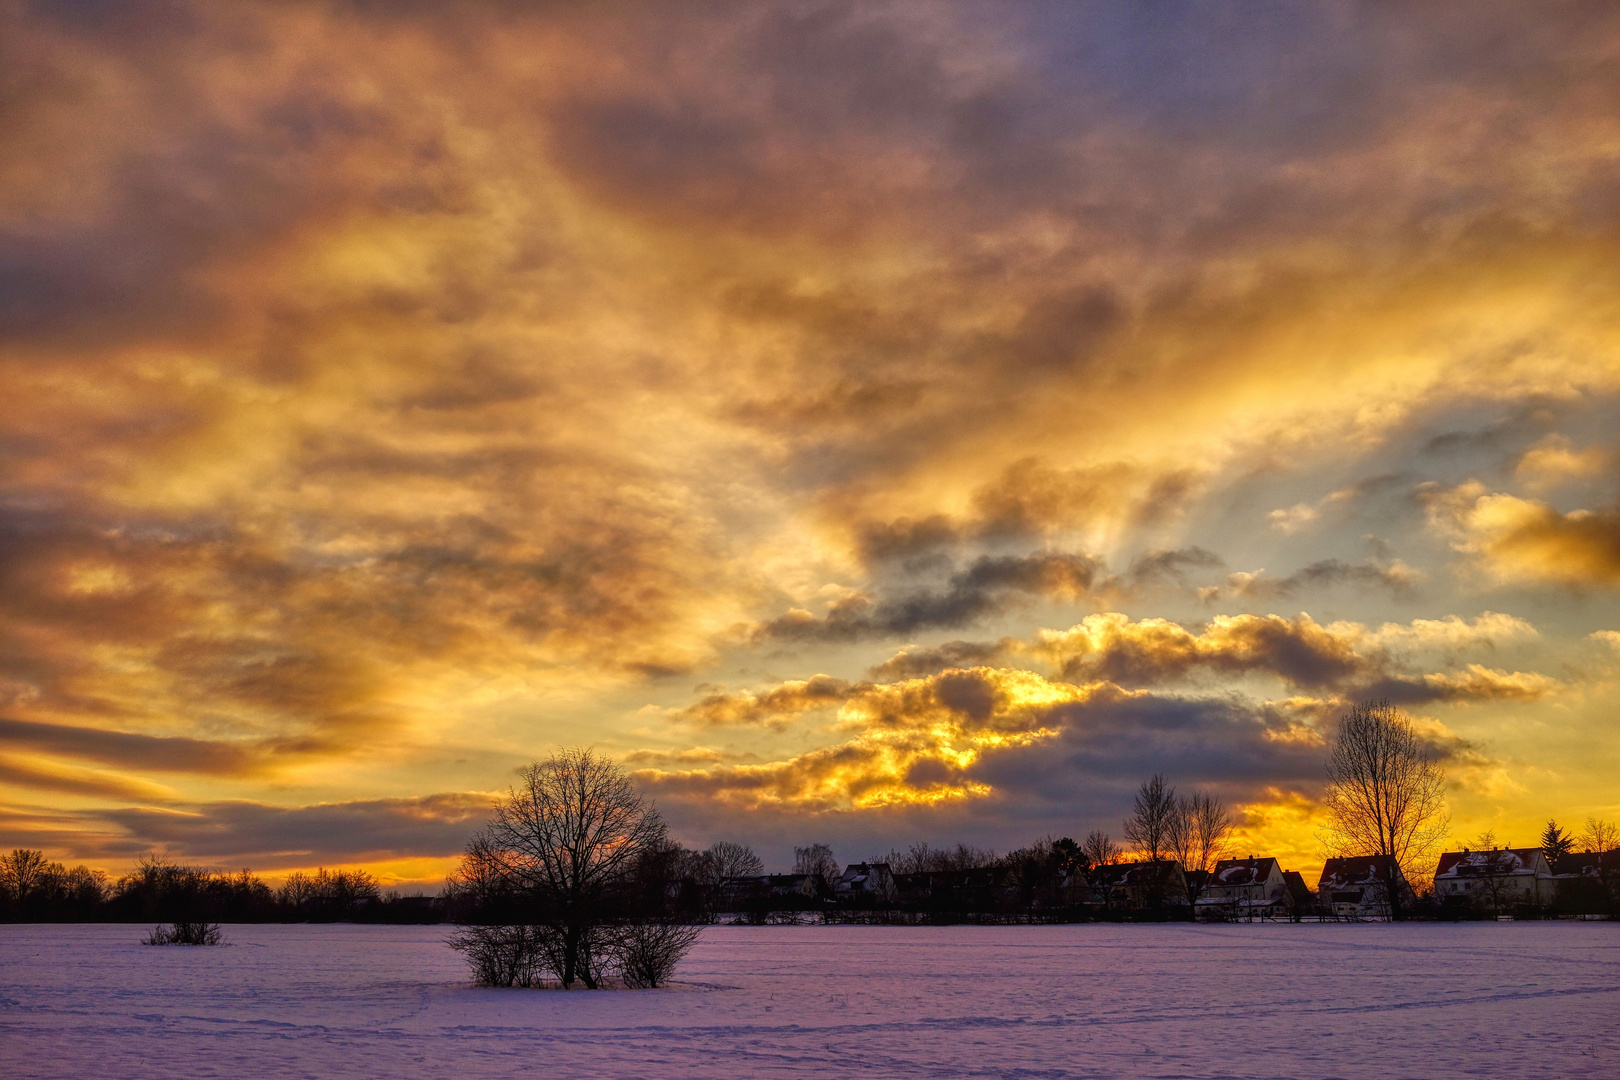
2, 0, 1619, 889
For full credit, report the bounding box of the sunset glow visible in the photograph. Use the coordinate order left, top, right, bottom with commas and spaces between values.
3, 2, 1619, 887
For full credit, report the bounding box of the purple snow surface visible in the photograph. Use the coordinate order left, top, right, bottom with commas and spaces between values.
2, 922, 1616, 1079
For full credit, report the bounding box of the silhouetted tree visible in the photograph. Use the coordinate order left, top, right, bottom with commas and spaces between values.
1541, 819, 1574, 871
1124, 775, 1177, 865
878, 841, 997, 874
1123, 776, 1183, 913
1002, 836, 1088, 915
705, 841, 764, 880
1580, 817, 1620, 913
452, 747, 674, 988
1320, 700, 1449, 919
1168, 790, 1234, 906
1583, 817, 1619, 856
1081, 830, 1120, 869
793, 843, 839, 885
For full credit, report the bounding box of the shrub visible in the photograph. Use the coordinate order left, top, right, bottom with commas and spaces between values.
615, 920, 702, 989
143, 921, 222, 946
447, 924, 547, 987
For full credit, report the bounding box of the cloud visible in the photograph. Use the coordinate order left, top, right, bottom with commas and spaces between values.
1367, 612, 1538, 652
678, 674, 856, 726
1514, 435, 1608, 491
0, 716, 260, 775
1424, 482, 1620, 587
1266, 474, 1409, 534
1209, 558, 1421, 602
638, 668, 1332, 819
1120, 546, 1226, 589
755, 552, 1101, 643
0, 754, 179, 802
1036, 612, 1366, 689
642, 668, 1109, 812
860, 611, 1554, 706
94, 792, 496, 866
867, 639, 1019, 681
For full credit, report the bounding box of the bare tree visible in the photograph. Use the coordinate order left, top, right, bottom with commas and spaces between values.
1124, 774, 1177, 864
1581, 817, 1620, 913
1462, 833, 1518, 919
1123, 775, 1180, 911
1321, 701, 1449, 919
1581, 817, 1618, 856
469, 747, 669, 988
0, 849, 52, 906
1167, 790, 1235, 905
878, 841, 998, 874
1082, 830, 1120, 869
705, 841, 764, 881
793, 843, 839, 884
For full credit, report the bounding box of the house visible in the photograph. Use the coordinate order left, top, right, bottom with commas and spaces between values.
1433, 848, 1552, 913
834, 862, 898, 906
717, 873, 832, 912
1281, 870, 1314, 917
1317, 855, 1412, 918
1088, 860, 1188, 913
893, 867, 1012, 914
1197, 857, 1288, 918
1548, 850, 1619, 915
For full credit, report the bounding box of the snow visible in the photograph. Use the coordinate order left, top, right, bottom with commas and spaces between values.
3, 922, 1617, 1079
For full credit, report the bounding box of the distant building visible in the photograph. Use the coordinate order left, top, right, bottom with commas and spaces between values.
1281, 870, 1313, 917
1317, 855, 1412, 918
1088, 860, 1188, 912
1433, 848, 1552, 913
834, 862, 897, 906
717, 873, 832, 912
1547, 850, 1620, 915
893, 867, 1011, 914
1198, 857, 1288, 918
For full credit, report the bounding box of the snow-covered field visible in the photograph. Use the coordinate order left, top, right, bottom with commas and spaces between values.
2, 922, 1615, 1079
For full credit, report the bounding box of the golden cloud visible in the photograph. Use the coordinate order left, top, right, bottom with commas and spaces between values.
638, 668, 1125, 812
1425, 482, 1620, 587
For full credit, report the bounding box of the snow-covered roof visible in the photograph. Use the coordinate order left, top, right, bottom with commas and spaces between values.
1433, 848, 1546, 880
1318, 855, 1403, 892
1211, 857, 1279, 886
1551, 851, 1619, 878
1088, 860, 1184, 888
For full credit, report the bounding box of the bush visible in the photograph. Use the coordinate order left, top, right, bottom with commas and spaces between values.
615, 921, 703, 989
447, 924, 547, 987
143, 921, 222, 946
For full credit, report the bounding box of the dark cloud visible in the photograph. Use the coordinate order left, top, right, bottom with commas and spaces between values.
0, 755, 173, 801
868, 639, 1016, 681
680, 674, 857, 726
1221, 558, 1420, 601
756, 552, 1100, 643
1124, 546, 1226, 588
94, 792, 494, 866
0, 717, 256, 775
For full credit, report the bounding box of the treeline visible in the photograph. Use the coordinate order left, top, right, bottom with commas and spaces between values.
0, 851, 440, 924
